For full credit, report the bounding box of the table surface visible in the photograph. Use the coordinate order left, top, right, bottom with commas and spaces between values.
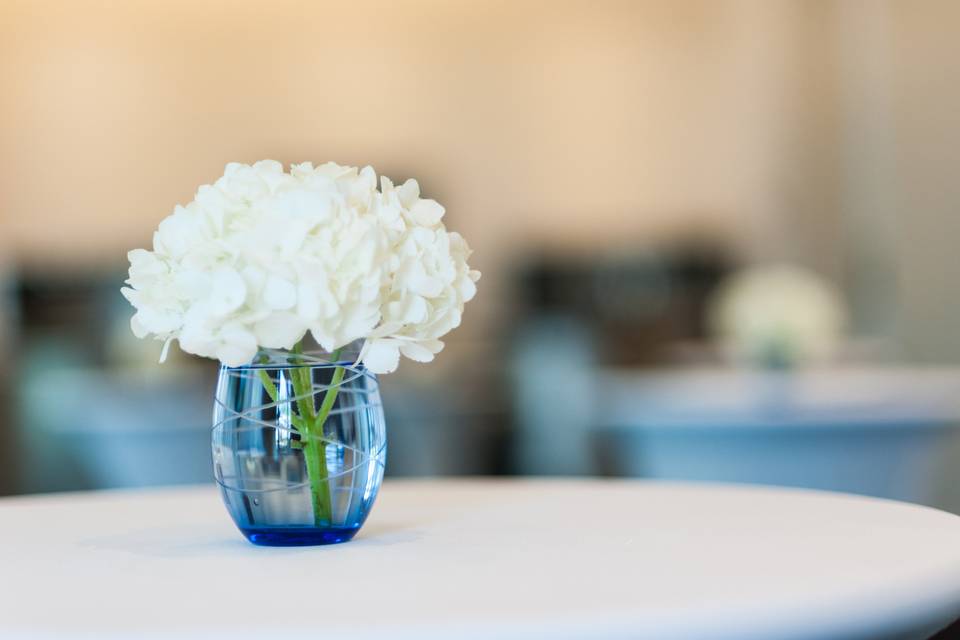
3, 479, 960, 640
598, 366, 960, 428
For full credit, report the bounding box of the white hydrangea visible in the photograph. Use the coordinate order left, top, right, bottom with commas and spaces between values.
708, 264, 847, 368
121, 160, 480, 374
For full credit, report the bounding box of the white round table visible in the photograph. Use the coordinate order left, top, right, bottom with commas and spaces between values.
2, 479, 960, 639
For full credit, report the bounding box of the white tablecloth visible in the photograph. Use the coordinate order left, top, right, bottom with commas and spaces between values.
2, 479, 960, 639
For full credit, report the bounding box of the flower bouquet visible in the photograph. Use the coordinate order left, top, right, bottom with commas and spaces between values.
122, 160, 479, 545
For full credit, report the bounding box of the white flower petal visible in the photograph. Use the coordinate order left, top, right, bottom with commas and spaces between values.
296, 282, 320, 321
340, 305, 381, 343
241, 266, 267, 296
173, 269, 210, 300
127, 248, 155, 267
215, 325, 259, 366
263, 275, 297, 310
421, 339, 445, 354
130, 314, 149, 339
401, 260, 444, 298
133, 306, 182, 335
254, 312, 307, 349
408, 199, 444, 226
252, 160, 287, 192
290, 161, 314, 178
362, 339, 401, 374
459, 277, 477, 302
399, 341, 436, 363
208, 268, 247, 315
309, 326, 336, 353
398, 179, 419, 208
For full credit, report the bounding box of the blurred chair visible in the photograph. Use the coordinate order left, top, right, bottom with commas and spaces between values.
507, 244, 731, 475
20, 364, 214, 490
12, 272, 216, 492
510, 316, 595, 475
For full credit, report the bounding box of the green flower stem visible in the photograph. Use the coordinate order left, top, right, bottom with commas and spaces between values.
257, 366, 279, 403
301, 414, 332, 526
289, 342, 317, 423
262, 342, 345, 527
315, 362, 347, 431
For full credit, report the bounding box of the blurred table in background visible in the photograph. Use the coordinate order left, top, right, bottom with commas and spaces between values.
2, 479, 959, 639
594, 367, 960, 512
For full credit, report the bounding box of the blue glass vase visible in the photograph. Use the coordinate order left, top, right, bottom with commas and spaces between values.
212, 342, 386, 546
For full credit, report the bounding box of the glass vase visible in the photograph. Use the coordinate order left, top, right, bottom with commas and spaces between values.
212, 342, 386, 546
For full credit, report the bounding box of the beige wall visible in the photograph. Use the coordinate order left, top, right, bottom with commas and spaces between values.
0, 0, 810, 272
3, 0, 957, 360
886, 0, 960, 360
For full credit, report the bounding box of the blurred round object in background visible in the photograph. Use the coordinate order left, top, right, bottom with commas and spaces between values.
709, 263, 848, 368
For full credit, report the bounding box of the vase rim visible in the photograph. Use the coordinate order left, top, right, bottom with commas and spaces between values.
224, 340, 366, 370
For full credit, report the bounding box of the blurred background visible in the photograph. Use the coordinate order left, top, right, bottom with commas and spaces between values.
2, 0, 960, 510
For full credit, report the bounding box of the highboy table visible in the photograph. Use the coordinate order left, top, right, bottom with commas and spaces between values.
2, 479, 960, 639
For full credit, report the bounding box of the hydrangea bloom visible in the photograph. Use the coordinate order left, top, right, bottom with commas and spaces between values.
708, 264, 846, 367
122, 160, 480, 373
